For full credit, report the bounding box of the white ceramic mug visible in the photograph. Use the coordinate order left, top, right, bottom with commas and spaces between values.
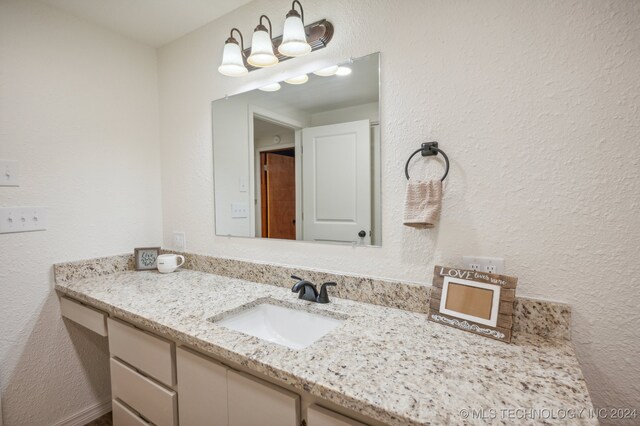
157, 254, 185, 274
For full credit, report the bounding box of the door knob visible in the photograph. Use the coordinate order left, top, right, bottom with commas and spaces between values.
358, 230, 366, 238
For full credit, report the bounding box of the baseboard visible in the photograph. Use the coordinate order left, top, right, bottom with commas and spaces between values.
52, 400, 111, 426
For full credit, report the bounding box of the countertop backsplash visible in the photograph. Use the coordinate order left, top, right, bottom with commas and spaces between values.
54, 252, 571, 342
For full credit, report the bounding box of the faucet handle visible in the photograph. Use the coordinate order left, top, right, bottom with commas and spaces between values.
317, 282, 337, 304
291, 275, 303, 281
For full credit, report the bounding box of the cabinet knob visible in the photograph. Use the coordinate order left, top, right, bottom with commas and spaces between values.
358, 230, 366, 238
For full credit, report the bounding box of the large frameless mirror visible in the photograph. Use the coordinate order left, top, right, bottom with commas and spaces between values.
212, 52, 380, 246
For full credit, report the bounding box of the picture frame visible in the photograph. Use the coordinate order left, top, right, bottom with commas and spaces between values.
428, 265, 518, 343
134, 247, 160, 271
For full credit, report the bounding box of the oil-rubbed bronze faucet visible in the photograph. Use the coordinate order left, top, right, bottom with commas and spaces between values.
291, 275, 337, 303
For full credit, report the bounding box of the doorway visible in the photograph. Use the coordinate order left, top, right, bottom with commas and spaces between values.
253, 116, 298, 240
260, 149, 295, 239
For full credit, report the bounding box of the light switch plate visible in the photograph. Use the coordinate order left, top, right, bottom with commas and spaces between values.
0, 207, 47, 233
173, 232, 186, 251
0, 160, 19, 186
231, 202, 249, 218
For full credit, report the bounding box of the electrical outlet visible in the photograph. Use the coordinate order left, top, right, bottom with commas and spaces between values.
463, 256, 482, 272
463, 256, 504, 275
173, 232, 186, 251
485, 261, 498, 274
468, 261, 482, 271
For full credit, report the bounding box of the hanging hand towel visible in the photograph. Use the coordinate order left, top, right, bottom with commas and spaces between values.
403, 179, 442, 228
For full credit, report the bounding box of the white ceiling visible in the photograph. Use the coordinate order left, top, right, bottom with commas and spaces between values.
40, 0, 253, 47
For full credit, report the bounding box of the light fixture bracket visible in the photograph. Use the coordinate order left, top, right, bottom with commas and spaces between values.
242, 19, 333, 72
227, 28, 244, 50
255, 15, 273, 38
286, 9, 301, 19
288, 0, 304, 22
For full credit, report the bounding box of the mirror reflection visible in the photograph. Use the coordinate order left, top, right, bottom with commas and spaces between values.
212, 52, 380, 245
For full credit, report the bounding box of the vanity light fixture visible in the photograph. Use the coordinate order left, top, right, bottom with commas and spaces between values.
218, 1, 333, 76
247, 15, 279, 67
278, 1, 312, 57
258, 82, 282, 92
284, 74, 309, 85
335, 66, 352, 76
313, 65, 339, 77
218, 28, 248, 77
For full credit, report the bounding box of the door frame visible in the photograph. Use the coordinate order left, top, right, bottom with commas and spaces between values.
256, 146, 295, 238
248, 105, 304, 239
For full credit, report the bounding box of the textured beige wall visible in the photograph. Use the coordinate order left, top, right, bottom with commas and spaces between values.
158, 0, 640, 418
0, 0, 162, 424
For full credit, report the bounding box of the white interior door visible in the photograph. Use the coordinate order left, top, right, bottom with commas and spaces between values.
302, 119, 371, 244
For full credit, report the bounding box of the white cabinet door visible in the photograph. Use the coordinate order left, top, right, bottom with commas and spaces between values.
307, 405, 367, 426
227, 370, 300, 426
302, 120, 371, 244
176, 347, 228, 426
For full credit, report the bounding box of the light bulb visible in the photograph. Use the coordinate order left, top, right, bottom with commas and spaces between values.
284, 75, 309, 85
335, 66, 352, 76
248, 27, 278, 67
218, 40, 247, 77
278, 11, 311, 57
313, 65, 339, 77
259, 83, 282, 92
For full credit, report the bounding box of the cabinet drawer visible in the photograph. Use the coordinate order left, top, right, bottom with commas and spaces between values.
308, 405, 367, 426
60, 297, 107, 336
176, 347, 228, 426
110, 358, 177, 426
112, 399, 151, 426
228, 370, 300, 426
107, 317, 175, 386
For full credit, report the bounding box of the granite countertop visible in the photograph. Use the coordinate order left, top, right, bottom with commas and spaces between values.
55, 269, 595, 425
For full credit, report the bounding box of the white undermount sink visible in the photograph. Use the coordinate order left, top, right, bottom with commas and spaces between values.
214, 302, 344, 349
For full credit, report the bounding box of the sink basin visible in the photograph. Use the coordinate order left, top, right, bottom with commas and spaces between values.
214, 302, 344, 349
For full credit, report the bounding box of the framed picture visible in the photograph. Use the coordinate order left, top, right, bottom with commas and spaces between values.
134, 247, 160, 271
428, 266, 518, 343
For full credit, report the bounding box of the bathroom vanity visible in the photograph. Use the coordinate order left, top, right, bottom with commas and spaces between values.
54, 255, 595, 426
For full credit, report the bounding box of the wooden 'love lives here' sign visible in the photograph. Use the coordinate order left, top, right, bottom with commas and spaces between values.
428, 266, 518, 343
